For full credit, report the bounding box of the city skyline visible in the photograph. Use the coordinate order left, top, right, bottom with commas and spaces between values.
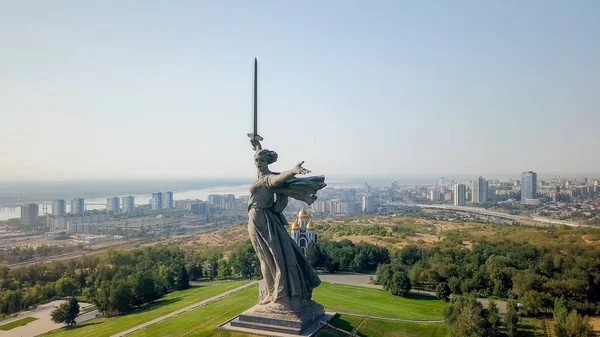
1, 1, 599, 181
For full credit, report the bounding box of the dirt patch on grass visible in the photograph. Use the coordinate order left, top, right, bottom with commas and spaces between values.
582, 235, 600, 244
588, 316, 600, 332
178, 225, 248, 249
332, 232, 441, 249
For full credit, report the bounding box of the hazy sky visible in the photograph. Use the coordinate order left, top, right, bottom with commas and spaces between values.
1, 1, 599, 181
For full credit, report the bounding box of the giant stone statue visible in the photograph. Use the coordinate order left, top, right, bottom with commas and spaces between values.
220, 59, 329, 336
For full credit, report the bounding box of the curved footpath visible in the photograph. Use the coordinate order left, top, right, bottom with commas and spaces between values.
110, 281, 258, 337
337, 312, 443, 323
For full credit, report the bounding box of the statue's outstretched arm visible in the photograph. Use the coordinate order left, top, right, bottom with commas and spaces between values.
268, 161, 311, 187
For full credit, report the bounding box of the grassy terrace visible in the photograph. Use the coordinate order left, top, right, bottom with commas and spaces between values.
0, 316, 39, 331
314, 283, 446, 320
128, 286, 257, 337
45, 282, 448, 337
128, 283, 448, 337
43, 280, 250, 337
318, 315, 449, 337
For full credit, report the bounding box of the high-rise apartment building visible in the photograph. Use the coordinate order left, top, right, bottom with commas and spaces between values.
162, 192, 174, 209
152, 193, 163, 210
52, 199, 66, 216
453, 184, 466, 206
521, 171, 538, 202
472, 177, 488, 204
21, 203, 39, 226
122, 196, 135, 214
70, 198, 85, 214
207, 195, 221, 206
429, 190, 439, 201
362, 195, 374, 213
106, 197, 120, 213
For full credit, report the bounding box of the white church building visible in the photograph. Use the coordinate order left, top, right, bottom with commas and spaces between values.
290, 209, 317, 254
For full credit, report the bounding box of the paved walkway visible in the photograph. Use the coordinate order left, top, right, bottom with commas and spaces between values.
337, 312, 444, 323
111, 281, 258, 337
0, 300, 95, 337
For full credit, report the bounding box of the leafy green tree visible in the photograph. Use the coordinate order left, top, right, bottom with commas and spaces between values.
352, 250, 370, 273
157, 265, 175, 291
512, 269, 546, 297
554, 298, 594, 337
65, 297, 80, 326
50, 303, 67, 325
375, 264, 393, 289
487, 300, 501, 337
436, 282, 451, 302
564, 310, 593, 337
51, 297, 79, 327
108, 280, 133, 313
217, 260, 232, 280
187, 262, 203, 281
55, 277, 78, 297
230, 243, 259, 279
399, 245, 422, 266
132, 272, 160, 305
389, 269, 412, 297
305, 242, 324, 269
175, 265, 190, 290
447, 277, 462, 295
505, 300, 520, 337
444, 295, 488, 337
520, 290, 543, 316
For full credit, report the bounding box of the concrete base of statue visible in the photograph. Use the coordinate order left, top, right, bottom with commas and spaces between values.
218, 299, 335, 336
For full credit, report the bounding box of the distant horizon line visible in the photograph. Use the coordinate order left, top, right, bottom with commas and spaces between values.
0, 172, 598, 184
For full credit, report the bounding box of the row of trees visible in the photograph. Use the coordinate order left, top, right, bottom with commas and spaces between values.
375, 238, 600, 316
305, 240, 390, 273
0, 242, 261, 317
444, 296, 517, 337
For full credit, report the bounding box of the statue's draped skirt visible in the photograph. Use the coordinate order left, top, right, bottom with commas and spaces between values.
247, 175, 325, 304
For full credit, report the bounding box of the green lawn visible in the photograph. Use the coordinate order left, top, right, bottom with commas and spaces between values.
45, 281, 448, 337
43, 280, 250, 337
318, 315, 449, 337
314, 283, 447, 320
128, 284, 448, 337
0, 316, 39, 330
128, 285, 258, 337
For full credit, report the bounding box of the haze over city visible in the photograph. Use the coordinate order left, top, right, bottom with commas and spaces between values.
1, 1, 599, 181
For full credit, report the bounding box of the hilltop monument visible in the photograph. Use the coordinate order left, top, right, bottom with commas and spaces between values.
219, 59, 333, 336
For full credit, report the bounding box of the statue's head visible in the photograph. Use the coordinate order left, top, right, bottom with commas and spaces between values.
254, 149, 277, 173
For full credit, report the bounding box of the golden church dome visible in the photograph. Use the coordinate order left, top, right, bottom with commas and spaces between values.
306, 220, 315, 230
298, 209, 310, 219
291, 219, 301, 231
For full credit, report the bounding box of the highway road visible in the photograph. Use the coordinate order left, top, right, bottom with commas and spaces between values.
385, 203, 586, 228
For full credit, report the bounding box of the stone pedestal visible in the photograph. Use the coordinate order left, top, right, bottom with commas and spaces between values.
218, 300, 335, 336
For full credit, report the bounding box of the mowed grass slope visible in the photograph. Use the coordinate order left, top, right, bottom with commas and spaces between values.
0, 316, 38, 330
43, 280, 250, 337
318, 315, 449, 337
314, 283, 446, 320
129, 284, 447, 337
128, 283, 447, 337
128, 285, 258, 337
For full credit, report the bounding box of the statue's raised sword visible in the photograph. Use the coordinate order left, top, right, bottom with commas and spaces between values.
248, 57, 263, 151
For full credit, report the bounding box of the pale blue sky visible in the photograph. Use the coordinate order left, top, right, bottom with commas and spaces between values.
1, 1, 598, 181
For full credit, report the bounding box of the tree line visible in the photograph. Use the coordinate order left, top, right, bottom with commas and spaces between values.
305, 239, 390, 273
0, 242, 260, 317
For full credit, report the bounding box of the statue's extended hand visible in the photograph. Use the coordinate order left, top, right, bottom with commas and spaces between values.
294, 161, 311, 175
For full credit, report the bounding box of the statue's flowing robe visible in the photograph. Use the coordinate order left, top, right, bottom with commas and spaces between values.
247, 175, 326, 304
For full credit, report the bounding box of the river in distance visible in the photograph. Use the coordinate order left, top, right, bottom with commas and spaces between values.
0, 179, 364, 221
